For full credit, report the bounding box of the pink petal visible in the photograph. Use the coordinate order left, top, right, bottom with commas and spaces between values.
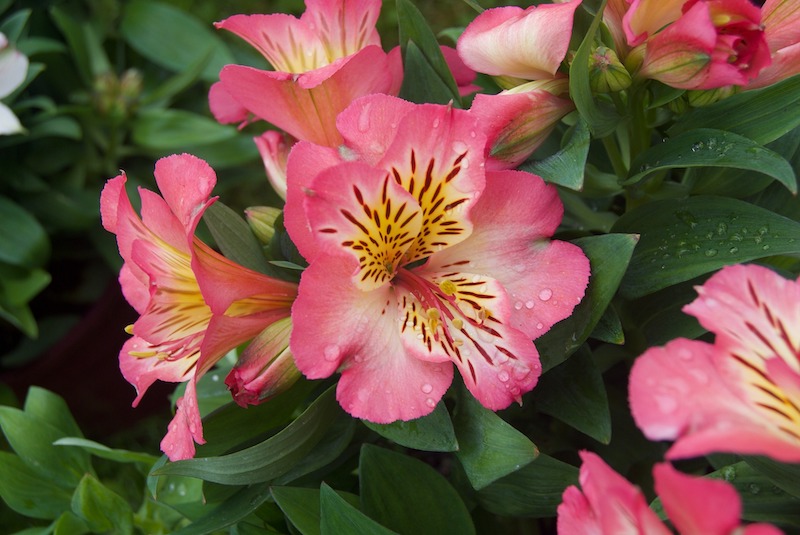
254, 130, 294, 200
456, 0, 581, 80
118, 338, 195, 406
424, 170, 589, 339
623, 0, 685, 46
160, 378, 205, 461
290, 255, 454, 422
556, 485, 602, 535
762, 0, 800, 53
440, 45, 480, 96
654, 463, 742, 535
302, 0, 383, 59
152, 154, 217, 237
208, 82, 249, 125
746, 41, 800, 89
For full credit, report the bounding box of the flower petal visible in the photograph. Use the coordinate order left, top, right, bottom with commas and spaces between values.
208, 81, 249, 125
302, 0, 382, 60
160, 378, 205, 461
119, 337, 196, 406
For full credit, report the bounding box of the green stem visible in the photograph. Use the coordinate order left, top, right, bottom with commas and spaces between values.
602, 135, 628, 180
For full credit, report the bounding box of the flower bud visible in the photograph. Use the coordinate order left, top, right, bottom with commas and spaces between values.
245, 206, 282, 245
687, 85, 738, 107
589, 46, 632, 93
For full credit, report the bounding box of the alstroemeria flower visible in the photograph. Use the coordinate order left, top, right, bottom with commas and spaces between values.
101, 154, 298, 460
469, 78, 576, 170
0, 32, 28, 135
211, 0, 402, 147
254, 130, 294, 200
630, 264, 800, 463
285, 94, 589, 422
457, 0, 582, 82
630, 0, 771, 89
746, 0, 800, 89
558, 451, 783, 534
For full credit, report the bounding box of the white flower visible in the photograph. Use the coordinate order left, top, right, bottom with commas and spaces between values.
0, 32, 29, 135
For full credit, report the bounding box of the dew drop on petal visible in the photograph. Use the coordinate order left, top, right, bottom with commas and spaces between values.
525, 300, 535, 309
421, 383, 433, 394
514, 301, 523, 310
323, 344, 341, 362
536, 322, 543, 330
678, 348, 693, 361
425, 397, 436, 408
538, 288, 553, 301
498, 371, 510, 382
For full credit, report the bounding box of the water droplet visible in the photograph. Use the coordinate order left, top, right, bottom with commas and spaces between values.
729, 246, 739, 254
536, 322, 543, 330
691, 141, 705, 152
421, 383, 433, 394
210, 374, 219, 382
525, 300, 535, 309
749, 483, 761, 495
705, 248, 718, 257
722, 466, 736, 481
513, 365, 530, 380
538, 289, 552, 301
432, 118, 440, 128
323, 344, 341, 361
514, 301, 523, 310
425, 397, 436, 408
762, 244, 770, 251
357, 102, 371, 132
353, 354, 363, 363
498, 371, 510, 382
717, 222, 728, 236
452, 141, 468, 154
470, 130, 477, 138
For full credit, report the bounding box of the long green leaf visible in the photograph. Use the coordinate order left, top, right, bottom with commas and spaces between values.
131, 109, 238, 150
321, 484, 397, 535
360, 445, 475, 535
153, 387, 341, 485
202, 201, 271, 276
171, 483, 273, 535
272, 486, 363, 535
626, 128, 796, 193
0, 196, 49, 268
520, 119, 590, 190
669, 75, 800, 145
612, 196, 800, 298
363, 401, 458, 452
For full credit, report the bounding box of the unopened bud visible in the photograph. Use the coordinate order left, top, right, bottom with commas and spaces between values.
589, 46, 631, 93
687, 85, 738, 107
245, 206, 282, 245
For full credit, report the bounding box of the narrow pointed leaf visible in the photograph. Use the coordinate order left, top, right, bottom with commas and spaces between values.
399, 42, 459, 105
202, 201, 271, 276
612, 196, 800, 298
363, 401, 457, 452
321, 484, 397, 535
153, 387, 341, 484
453, 384, 538, 490
171, 483, 272, 535
53, 437, 159, 465
520, 119, 590, 191
71, 474, 133, 535
626, 128, 796, 193
360, 445, 475, 535
272, 486, 362, 535
0, 451, 73, 520
745, 456, 800, 499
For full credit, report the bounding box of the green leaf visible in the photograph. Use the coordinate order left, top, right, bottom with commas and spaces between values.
0, 196, 49, 268
53, 511, 91, 535
745, 456, 800, 499
321, 484, 397, 535
0, 451, 73, 519
70, 474, 133, 535
0, 406, 91, 486
141, 48, 213, 106
273, 415, 356, 485
626, 128, 796, 193
154, 387, 341, 484
272, 486, 362, 535
53, 437, 159, 466
49, 6, 110, 84
132, 109, 238, 149
453, 384, 537, 490
121, 0, 234, 81
612, 196, 800, 298
477, 454, 579, 518
170, 483, 272, 535
519, 119, 590, 191
568, 0, 620, 137
202, 202, 271, 276
669, 75, 800, 144
396, 0, 461, 105
531, 347, 611, 444
23, 387, 83, 439
359, 445, 475, 535
363, 401, 458, 452
0, 9, 30, 42
536, 234, 638, 371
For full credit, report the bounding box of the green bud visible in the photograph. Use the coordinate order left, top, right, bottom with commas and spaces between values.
246, 206, 283, 245
589, 46, 631, 93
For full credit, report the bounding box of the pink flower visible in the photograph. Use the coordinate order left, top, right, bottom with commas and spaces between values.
457, 0, 582, 81
211, 0, 402, 147
254, 130, 294, 200
101, 154, 297, 460
632, 0, 771, 89
629, 264, 800, 463
746, 0, 800, 89
558, 451, 783, 534
284, 93, 589, 423
469, 78, 575, 170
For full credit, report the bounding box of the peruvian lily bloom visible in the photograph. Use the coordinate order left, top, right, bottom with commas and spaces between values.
101, 154, 298, 460
284, 93, 590, 422
558, 451, 782, 534
457, 0, 582, 82
211, 0, 402, 147
746, 0, 800, 89
629, 264, 800, 463
469, 78, 576, 170
0, 32, 28, 135
629, 0, 771, 89
254, 130, 294, 200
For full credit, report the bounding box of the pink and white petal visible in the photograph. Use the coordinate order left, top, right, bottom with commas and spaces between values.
303, 161, 423, 291
425, 170, 589, 339
215, 14, 324, 73
152, 154, 217, 237
118, 263, 149, 314
284, 141, 344, 263
574, 451, 670, 535
746, 41, 800, 90
100, 173, 126, 234
457, 1, 581, 80
137, 188, 187, 252
254, 130, 293, 200
654, 463, 742, 535
160, 378, 205, 461
762, 0, 800, 53
629, 338, 800, 461
119, 338, 195, 406
556, 485, 602, 535
684, 264, 800, 373
290, 255, 454, 422
335, 93, 417, 165
302, 0, 382, 59
623, 0, 685, 47
441, 45, 480, 96
208, 82, 249, 125
190, 239, 297, 315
